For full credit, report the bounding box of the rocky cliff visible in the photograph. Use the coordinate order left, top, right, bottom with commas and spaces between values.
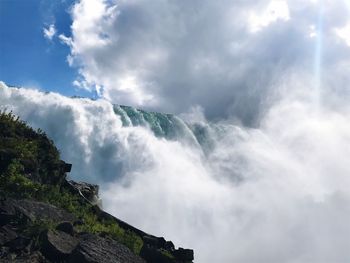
0, 111, 194, 262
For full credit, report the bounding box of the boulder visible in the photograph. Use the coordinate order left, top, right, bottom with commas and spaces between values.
172, 248, 194, 261
140, 245, 173, 263
2, 251, 47, 263
40, 230, 79, 261
142, 236, 159, 248
0, 213, 15, 226
69, 233, 145, 263
0, 199, 17, 226
0, 198, 76, 223
165, 241, 175, 251
0, 246, 10, 258
56, 221, 74, 235
0, 225, 17, 246
61, 161, 72, 173
143, 236, 166, 249
6, 235, 31, 252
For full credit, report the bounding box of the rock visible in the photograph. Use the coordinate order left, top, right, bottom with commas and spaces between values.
140, 245, 173, 263
56, 221, 74, 235
143, 236, 166, 249
62, 162, 72, 173
21, 159, 38, 174
172, 248, 194, 261
165, 241, 175, 251
0, 149, 16, 174
0, 225, 17, 245
0, 200, 17, 226
157, 237, 166, 249
65, 181, 100, 205
2, 251, 48, 263
73, 219, 84, 226
6, 235, 31, 252
0, 213, 15, 226
0, 198, 76, 223
69, 233, 145, 263
143, 236, 159, 248
40, 230, 79, 261
0, 246, 10, 258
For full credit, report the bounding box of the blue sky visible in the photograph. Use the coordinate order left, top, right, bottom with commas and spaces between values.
0, 0, 92, 97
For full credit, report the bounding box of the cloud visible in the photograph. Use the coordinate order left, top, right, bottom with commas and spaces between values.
43, 24, 56, 40
248, 0, 290, 33
2, 82, 350, 262
60, 0, 350, 125
58, 34, 72, 46
335, 22, 350, 46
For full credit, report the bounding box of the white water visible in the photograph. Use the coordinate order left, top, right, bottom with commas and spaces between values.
1, 82, 350, 262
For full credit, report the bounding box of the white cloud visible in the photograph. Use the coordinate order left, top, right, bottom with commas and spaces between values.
309, 24, 317, 38
43, 24, 56, 40
60, 0, 350, 124
248, 0, 290, 33
335, 22, 350, 46
58, 34, 72, 46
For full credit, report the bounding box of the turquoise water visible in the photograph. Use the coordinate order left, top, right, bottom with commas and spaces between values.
113, 105, 218, 152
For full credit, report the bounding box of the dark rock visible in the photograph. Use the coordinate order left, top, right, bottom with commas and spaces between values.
62, 162, 72, 173
0, 213, 15, 226
0, 149, 16, 174
93, 206, 193, 262
143, 236, 166, 249
21, 159, 38, 174
7, 235, 31, 251
50, 160, 72, 174
0, 200, 17, 225
165, 241, 175, 251
143, 236, 159, 248
40, 230, 79, 261
2, 251, 48, 263
0, 198, 76, 223
56, 221, 74, 235
0, 225, 17, 245
157, 237, 166, 249
3, 252, 17, 262
0, 246, 10, 258
73, 219, 84, 226
172, 248, 194, 261
69, 233, 145, 263
140, 245, 173, 263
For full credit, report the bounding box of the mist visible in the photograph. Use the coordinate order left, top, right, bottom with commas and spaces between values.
1, 82, 350, 262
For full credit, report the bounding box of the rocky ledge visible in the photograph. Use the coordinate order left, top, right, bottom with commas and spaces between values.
0, 111, 194, 262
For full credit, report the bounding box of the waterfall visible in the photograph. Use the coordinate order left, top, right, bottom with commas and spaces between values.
2, 82, 350, 263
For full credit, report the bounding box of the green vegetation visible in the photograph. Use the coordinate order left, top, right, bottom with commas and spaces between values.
0, 111, 143, 255
160, 249, 175, 259
0, 111, 62, 185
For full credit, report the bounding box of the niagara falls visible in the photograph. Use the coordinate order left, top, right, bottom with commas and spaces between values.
1, 0, 350, 262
